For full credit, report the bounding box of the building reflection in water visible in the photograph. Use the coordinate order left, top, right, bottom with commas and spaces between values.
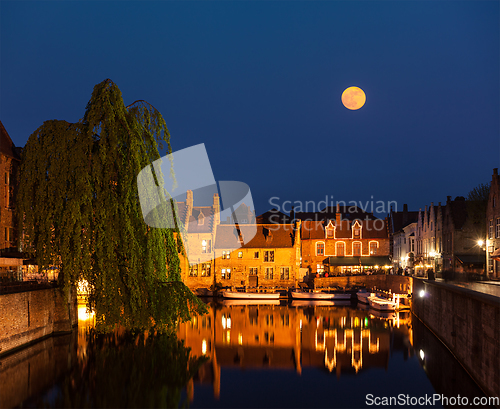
177, 300, 413, 401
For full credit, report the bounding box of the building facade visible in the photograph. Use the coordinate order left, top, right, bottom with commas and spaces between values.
0, 121, 22, 280
214, 222, 301, 288
486, 168, 500, 278
415, 203, 444, 276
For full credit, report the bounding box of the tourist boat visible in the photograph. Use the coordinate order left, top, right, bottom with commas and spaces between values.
291, 290, 351, 300
368, 294, 401, 311
222, 299, 280, 306
221, 290, 280, 300
291, 299, 351, 307
356, 289, 375, 304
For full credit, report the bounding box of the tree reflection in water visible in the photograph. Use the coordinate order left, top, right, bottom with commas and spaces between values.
39, 328, 208, 408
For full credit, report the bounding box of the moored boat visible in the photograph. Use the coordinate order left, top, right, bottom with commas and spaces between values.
368, 294, 400, 311
291, 299, 351, 307
356, 289, 375, 304
222, 298, 280, 306
291, 290, 334, 300
222, 290, 280, 300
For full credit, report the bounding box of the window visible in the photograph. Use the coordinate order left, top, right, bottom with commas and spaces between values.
189, 264, 198, 277
201, 263, 211, 277
317, 264, 324, 273
264, 250, 274, 262
369, 242, 378, 255
353, 242, 361, 256
430, 222, 433, 231
489, 220, 494, 239
222, 250, 230, 259
326, 229, 334, 238
265, 267, 273, 279
254, 251, 260, 259
316, 242, 324, 256
353, 228, 360, 239
336, 242, 345, 257
221, 268, 231, 279
202, 239, 212, 253
496, 218, 500, 239
238, 251, 243, 258
198, 213, 204, 225
249, 267, 258, 275
280, 267, 289, 280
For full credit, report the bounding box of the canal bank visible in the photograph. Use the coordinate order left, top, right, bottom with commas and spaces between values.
412, 278, 500, 402
0, 287, 77, 357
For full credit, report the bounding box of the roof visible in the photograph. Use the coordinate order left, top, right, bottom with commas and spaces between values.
256, 208, 291, 224
389, 210, 419, 233
187, 206, 214, 233
215, 224, 295, 249
294, 205, 377, 222
0, 121, 21, 160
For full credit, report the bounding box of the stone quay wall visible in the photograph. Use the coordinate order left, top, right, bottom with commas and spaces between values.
0, 287, 77, 357
412, 278, 500, 401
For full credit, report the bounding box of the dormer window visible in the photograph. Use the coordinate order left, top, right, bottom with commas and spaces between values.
352, 220, 362, 239
198, 213, 204, 225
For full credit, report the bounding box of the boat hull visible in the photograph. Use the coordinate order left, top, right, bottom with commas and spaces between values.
222, 290, 280, 300
291, 291, 352, 300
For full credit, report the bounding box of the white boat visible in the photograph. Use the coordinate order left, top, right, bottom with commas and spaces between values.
357, 289, 375, 304
291, 299, 351, 307
291, 290, 333, 300
222, 290, 280, 300
368, 294, 400, 311
222, 299, 280, 306
291, 290, 351, 300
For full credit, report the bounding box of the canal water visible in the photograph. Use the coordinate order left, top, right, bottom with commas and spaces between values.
3, 300, 493, 408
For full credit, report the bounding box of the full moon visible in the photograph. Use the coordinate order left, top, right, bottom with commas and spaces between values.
341, 86, 366, 110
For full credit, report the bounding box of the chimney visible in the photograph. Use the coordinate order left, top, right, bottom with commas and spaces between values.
290, 205, 295, 221
402, 204, 408, 225
336, 212, 341, 226
336, 203, 340, 213
186, 190, 193, 208
494, 168, 498, 176
213, 193, 220, 229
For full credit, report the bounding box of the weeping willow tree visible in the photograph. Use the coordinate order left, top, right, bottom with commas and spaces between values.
17, 79, 206, 331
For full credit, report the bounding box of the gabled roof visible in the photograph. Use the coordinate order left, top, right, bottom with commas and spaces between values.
256, 208, 291, 224
446, 197, 467, 230
0, 121, 21, 160
215, 224, 295, 249
390, 210, 419, 233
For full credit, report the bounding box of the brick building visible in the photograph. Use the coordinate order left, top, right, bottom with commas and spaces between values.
486, 168, 500, 278
441, 196, 485, 275
0, 121, 23, 280
214, 222, 301, 288
415, 202, 444, 276
300, 208, 390, 276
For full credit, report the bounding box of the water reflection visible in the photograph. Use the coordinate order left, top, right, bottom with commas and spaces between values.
178, 300, 413, 402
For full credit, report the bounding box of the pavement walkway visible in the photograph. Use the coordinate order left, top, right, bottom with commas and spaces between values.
435, 278, 500, 298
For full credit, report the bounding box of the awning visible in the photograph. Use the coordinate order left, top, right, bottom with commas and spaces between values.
455, 255, 485, 265
325, 256, 391, 267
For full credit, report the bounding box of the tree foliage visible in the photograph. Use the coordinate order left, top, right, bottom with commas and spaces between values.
17, 79, 206, 331
466, 182, 490, 234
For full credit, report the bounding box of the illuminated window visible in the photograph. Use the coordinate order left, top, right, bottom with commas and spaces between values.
316, 242, 324, 256
336, 242, 345, 257
353, 242, 361, 256
280, 267, 289, 280
326, 229, 334, 238
201, 263, 211, 277
265, 267, 273, 279
264, 251, 274, 262
222, 250, 230, 259
238, 251, 243, 258
317, 264, 324, 273
221, 268, 231, 279
369, 242, 378, 255
189, 264, 198, 277
496, 219, 500, 238
352, 221, 361, 239
249, 267, 258, 275
489, 220, 494, 239
202, 239, 211, 253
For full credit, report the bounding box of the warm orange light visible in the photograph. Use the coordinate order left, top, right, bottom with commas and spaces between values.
341, 87, 366, 110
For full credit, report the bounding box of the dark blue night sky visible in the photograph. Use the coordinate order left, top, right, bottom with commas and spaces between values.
1, 1, 499, 216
